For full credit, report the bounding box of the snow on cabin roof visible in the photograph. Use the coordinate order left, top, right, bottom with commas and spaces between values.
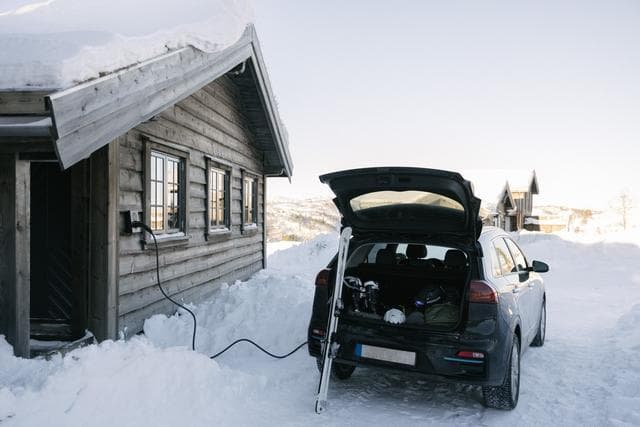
508, 170, 538, 193
463, 169, 537, 207
0, 1, 293, 178
0, 0, 253, 89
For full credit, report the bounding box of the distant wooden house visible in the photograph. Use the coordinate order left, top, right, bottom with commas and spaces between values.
0, 25, 292, 357
491, 182, 517, 231
479, 170, 539, 232
509, 170, 539, 231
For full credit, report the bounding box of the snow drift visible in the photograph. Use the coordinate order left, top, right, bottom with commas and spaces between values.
0, 0, 254, 89
1, 231, 640, 426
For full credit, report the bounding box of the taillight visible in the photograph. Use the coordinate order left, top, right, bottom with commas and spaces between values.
456, 350, 485, 360
468, 280, 498, 304
315, 269, 331, 287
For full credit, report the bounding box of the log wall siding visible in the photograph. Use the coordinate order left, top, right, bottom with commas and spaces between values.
117, 76, 266, 336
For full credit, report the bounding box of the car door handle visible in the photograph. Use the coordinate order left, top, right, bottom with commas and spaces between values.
528, 282, 535, 288
512, 286, 520, 294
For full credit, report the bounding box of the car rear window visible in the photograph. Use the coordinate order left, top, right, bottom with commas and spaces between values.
349, 190, 463, 213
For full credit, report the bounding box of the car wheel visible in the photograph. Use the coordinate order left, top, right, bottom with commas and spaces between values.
531, 300, 546, 347
482, 334, 520, 410
316, 358, 356, 380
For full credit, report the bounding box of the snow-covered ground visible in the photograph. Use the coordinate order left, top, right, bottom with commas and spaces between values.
2, 230, 640, 426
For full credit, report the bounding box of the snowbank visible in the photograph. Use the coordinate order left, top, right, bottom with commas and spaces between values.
144, 234, 337, 353
0, 336, 272, 426
1, 231, 640, 426
0, 0, 254, 89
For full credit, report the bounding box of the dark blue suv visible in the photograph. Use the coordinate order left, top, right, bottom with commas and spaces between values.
308, 167, 549, 409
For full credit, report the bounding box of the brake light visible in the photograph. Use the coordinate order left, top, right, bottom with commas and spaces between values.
468, 280, 498, 304
456, 350, 485, 359
315, 269, 331, 287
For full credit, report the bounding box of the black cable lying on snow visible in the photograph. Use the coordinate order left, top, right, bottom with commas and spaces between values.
209, 338, 308, 359
135, 221, 308, 360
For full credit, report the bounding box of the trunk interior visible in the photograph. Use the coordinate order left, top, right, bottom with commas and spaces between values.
341, 242, 470, 331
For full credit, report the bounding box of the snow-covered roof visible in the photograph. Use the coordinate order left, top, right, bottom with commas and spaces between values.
0, 0, 253, 90
463, 169, 538, 207
0, 1, 292, 177
508, 169, 539, 194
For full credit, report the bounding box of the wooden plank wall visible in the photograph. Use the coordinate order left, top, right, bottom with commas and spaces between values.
0, 154, 31, 357
89, 143, 119, 341
117, 76, 265, 336
0, 91, 50, 115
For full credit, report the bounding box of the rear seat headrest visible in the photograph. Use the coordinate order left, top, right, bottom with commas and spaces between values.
445, 249, 467, 268
375, 248, 396, 265
406, 244, 427, 259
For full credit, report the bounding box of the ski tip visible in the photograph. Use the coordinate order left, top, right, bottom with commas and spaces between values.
315, 399, 327, 414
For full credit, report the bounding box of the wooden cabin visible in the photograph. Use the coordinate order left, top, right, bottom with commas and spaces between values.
475, 170, 539, 232
509, 170, 539, 231
0, 25, 293, 357
491, 182, 517, 231
490, 171, 539, 231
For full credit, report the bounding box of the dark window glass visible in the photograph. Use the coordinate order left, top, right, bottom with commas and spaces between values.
209, 167, 229, 229
244, 177, 257, 225
493, 238, 516, 275
150, 153, 165, 231
505, 238, 528, 271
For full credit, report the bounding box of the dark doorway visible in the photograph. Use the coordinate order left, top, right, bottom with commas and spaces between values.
30, 162, 86, 341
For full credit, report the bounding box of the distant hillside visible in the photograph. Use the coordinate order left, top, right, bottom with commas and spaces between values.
532, 205, 632, 234
266, 198, 634, 241
266, 197, 340, 242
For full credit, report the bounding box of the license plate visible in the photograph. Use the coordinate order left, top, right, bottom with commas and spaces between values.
355, 344, 416, 366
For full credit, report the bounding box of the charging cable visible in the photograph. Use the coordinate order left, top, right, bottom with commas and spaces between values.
133, 221, 307, 359
134, 221, 198, 351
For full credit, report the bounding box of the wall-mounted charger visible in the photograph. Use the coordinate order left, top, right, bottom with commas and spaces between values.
121, 210, 142, 235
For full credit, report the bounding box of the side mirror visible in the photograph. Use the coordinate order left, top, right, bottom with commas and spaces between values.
531, 260, 549, 273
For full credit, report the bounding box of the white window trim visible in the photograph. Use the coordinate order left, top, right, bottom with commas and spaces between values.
205, 158, 232, 239
241, 171, 258, 228
143, 137, 190, 247
150, 150, 184, 234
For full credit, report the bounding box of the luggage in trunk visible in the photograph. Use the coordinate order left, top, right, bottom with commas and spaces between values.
341, 243, 470, 331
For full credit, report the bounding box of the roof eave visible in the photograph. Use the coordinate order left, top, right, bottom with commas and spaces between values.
45, 24, 293, 177
244, 26, 292, 178
0, 116, 53, 138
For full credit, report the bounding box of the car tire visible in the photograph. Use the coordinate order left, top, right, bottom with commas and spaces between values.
316, 358, 356, 380
530, 300, 546, 347
482, 334, 520, 410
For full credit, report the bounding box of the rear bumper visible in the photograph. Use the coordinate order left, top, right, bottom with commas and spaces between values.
308, 316, 509, 387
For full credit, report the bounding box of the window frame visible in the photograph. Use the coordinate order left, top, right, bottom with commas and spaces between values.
504, 238, 528, 272
144, 138, 189, 243
491, 237, 517, 277
205, 158, 231, 236
241, 170, 259, 231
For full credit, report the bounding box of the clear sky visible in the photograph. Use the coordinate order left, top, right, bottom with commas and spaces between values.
253, 1, 639, 209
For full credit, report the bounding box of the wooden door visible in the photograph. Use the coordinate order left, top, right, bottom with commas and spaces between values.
30, 162, 87, 341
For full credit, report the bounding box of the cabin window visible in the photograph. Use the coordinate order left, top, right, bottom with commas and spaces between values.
149, 150, 185, 234
207, 161, 230, 233
243, 175, 258, 226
